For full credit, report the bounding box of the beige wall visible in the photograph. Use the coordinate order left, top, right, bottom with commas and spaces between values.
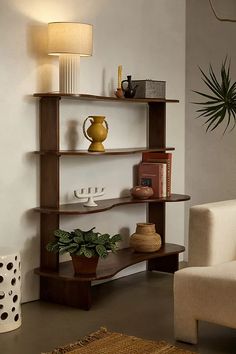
185, 0, 236, 252
0, 0, 186, 302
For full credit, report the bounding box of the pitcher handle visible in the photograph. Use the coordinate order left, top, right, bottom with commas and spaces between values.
83, 116, 93, 142
121, 79, 128, 91
104, 119, 109, 132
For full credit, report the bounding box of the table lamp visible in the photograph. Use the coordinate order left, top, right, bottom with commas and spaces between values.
48, 22, 93, 94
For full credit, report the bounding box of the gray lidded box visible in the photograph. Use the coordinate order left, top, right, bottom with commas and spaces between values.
132, 80, 166, 99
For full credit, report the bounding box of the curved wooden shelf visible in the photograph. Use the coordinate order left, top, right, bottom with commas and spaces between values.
35, 244, 185, 282
33, 92, 179, 103
34, 147, 175, 156
34, 194, 190, 215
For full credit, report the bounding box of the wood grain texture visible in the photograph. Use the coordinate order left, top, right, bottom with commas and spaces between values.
34, 194, 191, 215
35, 244, 185, 282
34, 147, 175, 156
148, 102, 166, 148
148, 203, 166, 244
34, 92, 179, 104
40, 277, 92, 310
40, 214, 59, 271
147, 253, 179, 273
40, 97, 60, 270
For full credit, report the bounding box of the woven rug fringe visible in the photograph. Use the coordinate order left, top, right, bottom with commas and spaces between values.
42, 327, 109, 354
42, 327, 197, 354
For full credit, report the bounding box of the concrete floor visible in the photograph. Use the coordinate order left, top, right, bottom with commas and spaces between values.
0, 271, 236, 354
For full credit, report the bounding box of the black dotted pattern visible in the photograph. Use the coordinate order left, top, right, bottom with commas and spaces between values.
7, 263, 13, 270
13, 295, 18, 303
0, 254, 21, 328
1, 312, 8, 320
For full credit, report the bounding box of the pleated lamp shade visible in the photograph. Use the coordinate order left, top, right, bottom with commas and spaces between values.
48, 22, 93, 93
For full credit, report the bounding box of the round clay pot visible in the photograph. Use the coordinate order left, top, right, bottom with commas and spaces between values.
129, 223, 162, 253
130, 186, 154, 200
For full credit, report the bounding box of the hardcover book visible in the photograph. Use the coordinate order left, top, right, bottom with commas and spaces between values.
138, 162, 166, 198
142, 152, 172, 196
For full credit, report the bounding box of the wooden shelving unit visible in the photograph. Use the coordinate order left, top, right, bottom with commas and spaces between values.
33, 93, 190, 310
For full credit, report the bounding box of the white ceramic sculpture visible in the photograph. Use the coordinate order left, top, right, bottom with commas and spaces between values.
74, 187, 105, 207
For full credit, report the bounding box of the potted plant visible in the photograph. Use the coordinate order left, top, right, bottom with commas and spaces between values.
46, 227, 122, 275
193, 58, 236, 133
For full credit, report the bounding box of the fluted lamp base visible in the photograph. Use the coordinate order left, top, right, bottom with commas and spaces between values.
59, 54, 80, 94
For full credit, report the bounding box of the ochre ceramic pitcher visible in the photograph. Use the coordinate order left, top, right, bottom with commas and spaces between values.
83, 116, 109, 152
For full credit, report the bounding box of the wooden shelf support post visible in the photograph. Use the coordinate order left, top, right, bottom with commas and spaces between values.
40, 97, 60, 272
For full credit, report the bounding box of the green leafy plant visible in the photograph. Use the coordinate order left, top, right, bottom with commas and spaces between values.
46, 227, 122, 259
193, 58, 236, 133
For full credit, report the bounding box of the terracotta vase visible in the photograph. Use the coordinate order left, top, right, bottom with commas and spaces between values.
130, 186, 154, 200
83, 116, 108, 152
129, 223, 162, 253
71, 254, 99, 275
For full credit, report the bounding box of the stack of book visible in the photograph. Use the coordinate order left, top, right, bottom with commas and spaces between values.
138, 152, 172, 198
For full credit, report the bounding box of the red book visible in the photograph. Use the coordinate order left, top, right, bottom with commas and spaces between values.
138, 162, 166, 198
142, 152, 172, 196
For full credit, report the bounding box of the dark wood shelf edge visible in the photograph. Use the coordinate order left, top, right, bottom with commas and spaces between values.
33, 92, 179, 103
34, 194, 191, 215
34, 147, 175, 156
34, 244, 185, 282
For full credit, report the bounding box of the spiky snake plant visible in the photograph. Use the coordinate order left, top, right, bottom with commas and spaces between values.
193, 59, 236, 133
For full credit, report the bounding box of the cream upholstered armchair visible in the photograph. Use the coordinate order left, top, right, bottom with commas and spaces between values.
174, 200, 236, 344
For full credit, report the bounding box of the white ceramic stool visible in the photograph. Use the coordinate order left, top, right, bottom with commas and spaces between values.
0, 248, 21, 333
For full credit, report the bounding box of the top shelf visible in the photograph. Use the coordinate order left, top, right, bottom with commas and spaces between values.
33, 93, 179, 104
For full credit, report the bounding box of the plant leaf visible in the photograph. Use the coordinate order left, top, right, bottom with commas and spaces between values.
83, 247, 94, 258
96, 234, 110, 245
54, 229, 71, 239
109, 243, 118, 253
193, 59, 236, 133
46, 241, 59, 253
192, 90, 220, 101
96, 244, 108, 258
111, 234, 122, 242
73, 235, 83, 244
59, 245, 75, 255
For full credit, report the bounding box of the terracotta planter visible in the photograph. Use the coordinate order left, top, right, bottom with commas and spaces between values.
71, 254, 99, 275
129, 223, 162, 253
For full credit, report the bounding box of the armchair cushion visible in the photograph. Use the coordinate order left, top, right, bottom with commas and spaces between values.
174, 261, 236, 344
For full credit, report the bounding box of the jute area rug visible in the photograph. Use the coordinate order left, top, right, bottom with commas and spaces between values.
42, 327, 197, 354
